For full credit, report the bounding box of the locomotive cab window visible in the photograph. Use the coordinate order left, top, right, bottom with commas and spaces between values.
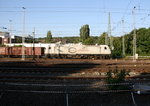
104, 47, 107, 50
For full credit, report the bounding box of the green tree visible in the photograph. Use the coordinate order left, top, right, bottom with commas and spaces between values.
45, 30, 52, 43
136, 28, 150, 55
15, 37, 22, 43
80, 24, 90, 41
124, 28, 150, 56
82, 37, 94, 45
98, 32, 107, 44
112, 37, 122, 58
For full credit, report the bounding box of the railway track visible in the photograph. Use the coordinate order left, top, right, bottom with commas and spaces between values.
0, 59, 150, 65
0, 59, 150, 106
0, 68, 150, 83
0, 76, 150, 83
0, 60, 150, 83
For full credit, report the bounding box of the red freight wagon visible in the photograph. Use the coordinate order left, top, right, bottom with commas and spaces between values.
0, 47, 9, 56
34, 47, 45, 56
0, 47, 45, 57
11, 47, 45, 56
11, 47, 22, 56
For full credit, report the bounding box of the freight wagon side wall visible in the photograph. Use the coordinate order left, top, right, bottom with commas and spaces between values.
11, 47, 22, 55
34, 47, 44, 56
6, 43, 56, 56
0, 47, 9, 56
10, 47, 44, 56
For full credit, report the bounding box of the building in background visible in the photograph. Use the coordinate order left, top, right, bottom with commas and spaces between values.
0, 31, 34, 45
0, 32, 9, 44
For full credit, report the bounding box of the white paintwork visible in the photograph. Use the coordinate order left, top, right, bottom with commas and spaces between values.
52, 43, 111, 55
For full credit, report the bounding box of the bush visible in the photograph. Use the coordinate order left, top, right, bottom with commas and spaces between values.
0, 44, 6, 47
106, 67, 130, 90
13, 45, 23, 47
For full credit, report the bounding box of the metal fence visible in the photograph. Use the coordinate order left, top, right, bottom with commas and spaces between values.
0, 82, 150, 106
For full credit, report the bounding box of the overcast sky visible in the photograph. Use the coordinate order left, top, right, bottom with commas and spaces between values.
0, 0, 150, 37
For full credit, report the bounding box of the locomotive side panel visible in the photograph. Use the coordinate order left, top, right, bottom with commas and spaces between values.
76, 46, 100, 54
99, 45, 111, 55
49, 44, 111, 59
57, 44, 111, 55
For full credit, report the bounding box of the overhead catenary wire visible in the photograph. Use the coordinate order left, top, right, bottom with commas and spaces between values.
111, 0, 132, 34
0, 5, 150, 38
121, 0, 133, 19
0, 6, 150, 11
0, 10, 149, 15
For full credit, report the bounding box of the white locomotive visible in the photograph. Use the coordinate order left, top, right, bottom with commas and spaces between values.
47, 43, 111, 59
6, 42, 111, 59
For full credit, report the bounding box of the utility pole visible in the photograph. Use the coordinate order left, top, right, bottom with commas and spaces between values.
9, 20, 12, 57
108, 12, 113, 50
9, 20, 12, 45
122, 19, 125, 57
132, 6, 137, 61
22, 7, 26, 61
32, 28, 35, 60
105, 33, 108, 45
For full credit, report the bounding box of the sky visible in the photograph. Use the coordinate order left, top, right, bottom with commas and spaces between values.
0, 0, 150, 38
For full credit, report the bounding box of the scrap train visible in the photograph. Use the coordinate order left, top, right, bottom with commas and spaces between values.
0, 43, 111, 59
